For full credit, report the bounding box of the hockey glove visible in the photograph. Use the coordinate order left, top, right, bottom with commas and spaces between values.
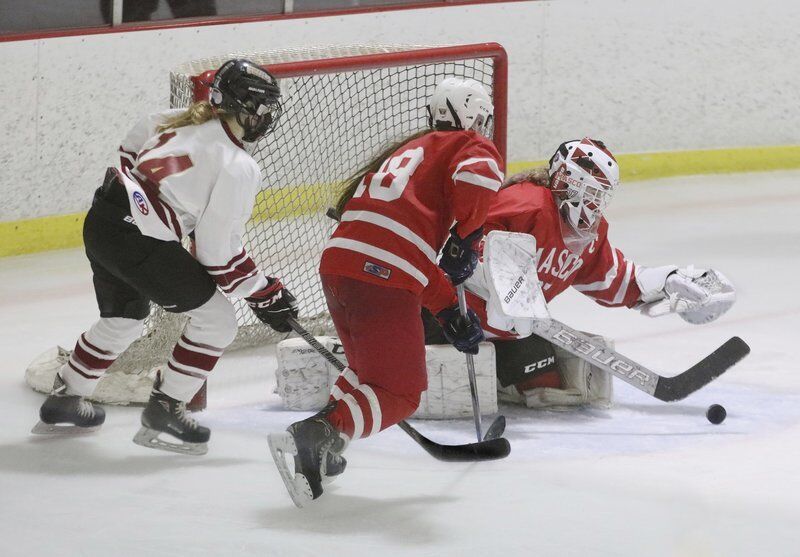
246, 277, 299, 333
439, 226, 483, 285
436, 304, 484, 355
636, 266, 736, 324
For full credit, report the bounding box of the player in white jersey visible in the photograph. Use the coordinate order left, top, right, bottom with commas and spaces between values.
32, 59, 297, 455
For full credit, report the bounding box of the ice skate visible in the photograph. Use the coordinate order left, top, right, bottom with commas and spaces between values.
133, 380, 210, 456
268, 413, 347, 508
32, 373, 106, 434
322, 450, 347, 484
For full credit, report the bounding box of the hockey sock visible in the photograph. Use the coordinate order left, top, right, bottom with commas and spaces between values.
60, 317, 143, 396
160, 292, 236, 402
326, 367, 420, 440
160, 335, 225, 402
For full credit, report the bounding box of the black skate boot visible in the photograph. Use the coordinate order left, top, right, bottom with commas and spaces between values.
323, 450, 347, 483
268, 406, 347, 507
133, 379, 210, 456
32, 373, 105, 434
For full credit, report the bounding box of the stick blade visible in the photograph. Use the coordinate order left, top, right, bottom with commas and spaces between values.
483, 415, 506, 441
654, 336, 751, 402
397, 421, 511, 462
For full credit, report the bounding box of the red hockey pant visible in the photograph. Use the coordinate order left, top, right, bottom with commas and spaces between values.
321, 274, 426, 440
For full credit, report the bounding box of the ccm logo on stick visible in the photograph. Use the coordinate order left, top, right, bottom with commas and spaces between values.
552, 329, 652, 386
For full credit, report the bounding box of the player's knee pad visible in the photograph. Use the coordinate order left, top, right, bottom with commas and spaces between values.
275, 338, 498, 419
183, 291, 238, 348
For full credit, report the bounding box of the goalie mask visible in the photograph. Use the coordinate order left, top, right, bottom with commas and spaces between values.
548, 138, 619, 242
427, 77, 494, 137
210, 59, 282, 143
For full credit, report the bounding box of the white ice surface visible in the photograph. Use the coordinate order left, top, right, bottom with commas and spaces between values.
1, 171, 799, 556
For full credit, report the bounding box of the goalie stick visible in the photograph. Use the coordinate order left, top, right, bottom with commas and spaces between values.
284, 316, 510, 462
530, 318, 750, 402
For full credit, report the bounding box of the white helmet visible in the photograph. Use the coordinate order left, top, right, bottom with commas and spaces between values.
548, 137, 619, 239
427, 77, 493, 136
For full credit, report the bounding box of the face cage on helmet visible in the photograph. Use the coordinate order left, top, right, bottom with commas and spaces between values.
471, 113, 494, 138
552, 167, 613, 235
237, 99, 283, 143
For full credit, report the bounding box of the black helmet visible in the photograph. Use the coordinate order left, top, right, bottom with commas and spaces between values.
209, 59, 282, 142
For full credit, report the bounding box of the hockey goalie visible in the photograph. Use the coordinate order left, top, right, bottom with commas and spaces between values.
421, 138, 737, 411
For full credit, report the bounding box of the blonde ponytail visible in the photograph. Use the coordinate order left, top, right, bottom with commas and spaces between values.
157, 101, 218, 133
502, 166, 551, 189
335, 129, 431, 217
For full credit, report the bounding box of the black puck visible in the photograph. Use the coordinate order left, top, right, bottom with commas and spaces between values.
706, 404, 726, 424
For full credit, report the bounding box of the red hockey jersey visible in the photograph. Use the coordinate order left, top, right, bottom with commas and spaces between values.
475, 180, 641, 338
320, 130, 504, 314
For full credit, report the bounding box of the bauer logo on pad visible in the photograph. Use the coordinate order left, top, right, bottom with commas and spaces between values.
132, 191, 149, 215
363, 261, 391, 280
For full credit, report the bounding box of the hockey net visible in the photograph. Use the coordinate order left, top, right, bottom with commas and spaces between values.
26, 43, 507, 405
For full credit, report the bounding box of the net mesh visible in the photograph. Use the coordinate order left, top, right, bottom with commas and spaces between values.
110, 44, 498, 379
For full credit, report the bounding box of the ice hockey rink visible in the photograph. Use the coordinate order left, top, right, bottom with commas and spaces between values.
0, 169, 797, 556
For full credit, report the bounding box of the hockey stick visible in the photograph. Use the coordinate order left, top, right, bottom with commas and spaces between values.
530, 318, 750, 402
457, 284, 485, 441
284, 316, 510, 462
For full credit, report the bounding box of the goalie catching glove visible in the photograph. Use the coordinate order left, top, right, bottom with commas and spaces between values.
636, 266, 736, 324
436, 304, 484, 355
246, 277, 298, 333
439, 226, 483, 285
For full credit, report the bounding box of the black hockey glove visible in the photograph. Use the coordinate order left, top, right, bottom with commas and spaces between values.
436, 304, 484, 355
439, 226, 483, 285
246, 277, 298, 333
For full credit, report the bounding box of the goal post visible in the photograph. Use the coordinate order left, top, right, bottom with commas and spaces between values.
25, 43, 508, 408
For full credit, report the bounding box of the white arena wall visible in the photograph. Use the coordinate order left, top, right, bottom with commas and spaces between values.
0, 0, 798, 224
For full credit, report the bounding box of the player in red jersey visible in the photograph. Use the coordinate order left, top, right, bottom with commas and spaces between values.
424, 137, 736, 409
268, 77, 505, 506
30, 60, 298, 454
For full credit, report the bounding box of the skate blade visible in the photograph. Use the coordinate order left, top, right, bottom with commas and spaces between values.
31, 421, 100, 435
267, 432, 314, 508
132, 426, 208, 456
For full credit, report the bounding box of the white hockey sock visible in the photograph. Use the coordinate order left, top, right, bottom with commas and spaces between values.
159, 291, 237, 402
61, 317, 144, 396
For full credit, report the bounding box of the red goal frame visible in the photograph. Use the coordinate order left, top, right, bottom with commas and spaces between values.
189, 43, 508, 167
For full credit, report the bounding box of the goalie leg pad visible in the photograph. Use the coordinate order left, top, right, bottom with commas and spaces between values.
516, 334, 615, 410
494, 334, 559, 388
415, 342, 497, 419
275, 337, 348, 411
275, 338, 497, 420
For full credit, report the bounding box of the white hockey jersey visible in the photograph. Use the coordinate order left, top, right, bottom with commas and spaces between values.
117, 110, 269, 298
